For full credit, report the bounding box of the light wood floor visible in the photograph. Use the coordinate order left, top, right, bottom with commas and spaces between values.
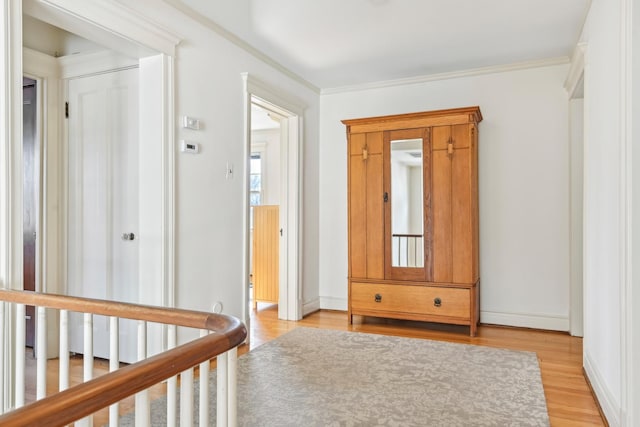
250, 303, 605, 427
26, 304, 605, 426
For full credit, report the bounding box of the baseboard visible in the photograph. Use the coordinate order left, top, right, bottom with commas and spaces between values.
319, 296, 348, 311
584, 352, 619, 426
582, 366, 610, 427
302, 298, 320, 316
480, 311, 569, 331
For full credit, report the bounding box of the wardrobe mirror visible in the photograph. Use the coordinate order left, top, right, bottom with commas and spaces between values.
390, 138, 424, 268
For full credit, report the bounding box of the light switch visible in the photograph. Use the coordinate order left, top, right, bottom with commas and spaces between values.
182, 116, 200, 130
180, 140, 199, 154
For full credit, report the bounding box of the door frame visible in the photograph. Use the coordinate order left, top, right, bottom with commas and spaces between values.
564, 43, 585, 338
241, 73, 305, 326
1, 0, 180, 408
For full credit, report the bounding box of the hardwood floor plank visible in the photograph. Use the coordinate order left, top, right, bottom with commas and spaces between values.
24, 304, 605, 426
250, 305, 605, 426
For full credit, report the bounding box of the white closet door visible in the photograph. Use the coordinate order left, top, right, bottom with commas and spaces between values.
67, 68, 139, 363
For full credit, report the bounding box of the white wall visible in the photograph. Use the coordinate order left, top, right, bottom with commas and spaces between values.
23, 15, 101, 57
120, 1, 320, 334
579, 0, 631, 424
631, 0, 640, 421
319, 64, 571, 331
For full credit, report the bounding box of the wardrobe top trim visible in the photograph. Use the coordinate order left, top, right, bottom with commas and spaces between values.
342, 106, 482, 134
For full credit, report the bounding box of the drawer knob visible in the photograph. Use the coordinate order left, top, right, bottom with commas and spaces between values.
374, 293, 382, 303
434, 297, 442, 307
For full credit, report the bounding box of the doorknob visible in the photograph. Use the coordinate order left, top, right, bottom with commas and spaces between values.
121, 232, 135, 241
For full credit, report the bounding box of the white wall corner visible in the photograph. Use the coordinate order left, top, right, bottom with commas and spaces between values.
319, 296, 347, 312
584, 352, 619, 427
302, 298, 320, 316
480, 311, 570, 332
565, 43, 587, 96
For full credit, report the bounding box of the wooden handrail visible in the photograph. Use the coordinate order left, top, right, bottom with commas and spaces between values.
0, 289, 248, 427
0, 289, 233, 330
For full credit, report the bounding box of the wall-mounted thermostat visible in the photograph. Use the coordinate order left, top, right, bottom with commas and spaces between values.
180, 140, 200, 154
182, 116, 200, 130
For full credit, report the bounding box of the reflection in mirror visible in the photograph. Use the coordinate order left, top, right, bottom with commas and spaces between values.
390, 139, 424, 267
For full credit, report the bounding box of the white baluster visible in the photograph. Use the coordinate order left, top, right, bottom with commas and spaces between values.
59, 310, 69, 391
167, 324, 177, 427
135, 320, 150, 426
76, 312, 94, 427
217, 351, 228, 427
199, 330, 209, 426
36, 306, 46, 399
228, 346, 238, 427
15, 304, 25, 408
109, 316, 119, 427
180, 368, 194, 427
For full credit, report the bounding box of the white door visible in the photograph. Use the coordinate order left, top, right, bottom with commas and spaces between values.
67, 68, 139, 363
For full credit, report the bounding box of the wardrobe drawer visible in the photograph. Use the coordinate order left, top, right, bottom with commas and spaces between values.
351, 282, 470, 320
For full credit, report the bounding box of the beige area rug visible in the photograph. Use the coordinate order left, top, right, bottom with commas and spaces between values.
122, 327, 550, 426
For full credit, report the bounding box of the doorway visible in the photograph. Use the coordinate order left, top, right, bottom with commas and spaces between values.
250, 103, 283, 311
242, 74, 305, 327
19, 3, 178, 359
22, 77, 39, 350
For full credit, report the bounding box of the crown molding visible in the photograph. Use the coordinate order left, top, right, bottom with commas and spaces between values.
322, 57, 571, 95
565, 42, 586, 97
29, 0, 181, 57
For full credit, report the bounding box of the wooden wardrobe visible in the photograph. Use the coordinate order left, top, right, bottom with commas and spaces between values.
343, 107, 481, 336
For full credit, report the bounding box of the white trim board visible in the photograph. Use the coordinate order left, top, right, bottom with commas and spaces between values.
319, 296, 348, 312
302, 298, 320, 316
584, 353, 618, 426
26, 0, 181, 57
322, 57, 570, 95
480, 311, 570, 332
565, 43, 586, 97
23, 48, 59, 78
58, 50, 138, 80
314, 302, 571, 331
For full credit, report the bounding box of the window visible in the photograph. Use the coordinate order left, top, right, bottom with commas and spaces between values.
250, 153, 262, 206
250, 153, 262, 228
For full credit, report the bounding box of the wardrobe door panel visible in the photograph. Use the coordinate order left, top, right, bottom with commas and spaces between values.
366, 132, 385, 279
470, 125, 480, 281
452, 124, 474, 283
349, 133, 367, 278
432, 126, 453, 283
348, 132, 384, 280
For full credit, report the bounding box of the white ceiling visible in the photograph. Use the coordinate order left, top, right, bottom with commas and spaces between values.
175, 0, 590, 89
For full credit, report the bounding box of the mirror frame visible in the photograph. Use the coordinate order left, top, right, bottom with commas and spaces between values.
383, 127, 432, 281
